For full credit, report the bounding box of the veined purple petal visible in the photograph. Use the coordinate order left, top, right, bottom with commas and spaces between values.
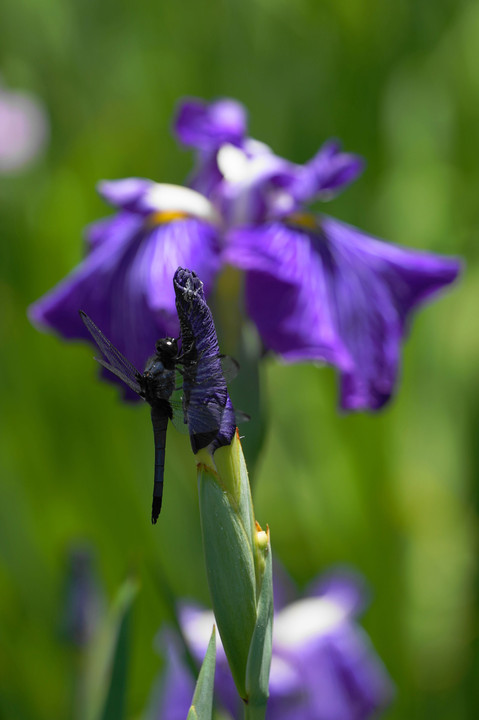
224, 221, 352, 370
292, 140, 365, 204
30, 214, 151, 343
319, 216, 461, 410
174, 97, 247, 150
174, 268, 221, 360
29, 219, 221, 397
85, 211, 142, 250
225, 217, 461, 411
146, 221, 220, 313
173, 268, 235, 451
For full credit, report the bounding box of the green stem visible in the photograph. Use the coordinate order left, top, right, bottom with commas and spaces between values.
212, 267, 267, 483
243, 701, 267, 720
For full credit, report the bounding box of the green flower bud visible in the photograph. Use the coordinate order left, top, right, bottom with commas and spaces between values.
243, 522, 273, 719
196, 431, 273, 718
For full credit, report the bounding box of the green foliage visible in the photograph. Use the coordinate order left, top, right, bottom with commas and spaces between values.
84, 578, 138, 720
187, 627, 216, 720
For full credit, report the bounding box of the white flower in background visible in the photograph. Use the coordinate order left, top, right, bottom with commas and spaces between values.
152, 568, 395, 720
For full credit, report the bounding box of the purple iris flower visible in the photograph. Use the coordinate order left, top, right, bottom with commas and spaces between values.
29, 180, 221, 387
152, 569, 394, 720
175, 97, 462, 411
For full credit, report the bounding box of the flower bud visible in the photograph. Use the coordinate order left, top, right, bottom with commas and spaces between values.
197, 431, 273, 715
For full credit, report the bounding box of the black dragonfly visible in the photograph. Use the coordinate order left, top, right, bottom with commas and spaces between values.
79, 311, 236, 523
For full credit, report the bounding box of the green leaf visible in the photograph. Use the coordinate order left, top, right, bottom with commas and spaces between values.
245, 530, 273, 716
83, 577, 138, 720
187, 626, 216, 720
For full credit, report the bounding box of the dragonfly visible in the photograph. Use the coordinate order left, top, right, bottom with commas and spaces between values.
79, 311, 236, 523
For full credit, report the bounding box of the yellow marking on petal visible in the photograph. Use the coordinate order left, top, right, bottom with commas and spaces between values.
148, 210, 190, 227
286, 212, 318, 230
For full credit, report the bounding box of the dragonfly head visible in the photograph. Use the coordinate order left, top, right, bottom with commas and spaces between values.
155, 337, 179, 362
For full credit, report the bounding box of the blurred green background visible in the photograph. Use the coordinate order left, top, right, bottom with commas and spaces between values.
1, 0, 478, 718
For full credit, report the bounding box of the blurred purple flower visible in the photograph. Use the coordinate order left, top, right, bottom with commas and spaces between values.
153, 569, 393, 720
0, 80, 48, 173
225, 217, 461, 410
175, 97, 248, 197
175, 97, 462, 411
174, 97, 364, 227
29, 181, 221, 384
61, 546, 103, 648
149, 630, 196, 720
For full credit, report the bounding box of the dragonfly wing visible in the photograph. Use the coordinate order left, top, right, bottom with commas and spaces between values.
162, 378, 219, 437
234, 409, 250, 425
185, 400, 224, 436
169, 391, 189, 435
182, 354, 239, 386
219, 354, 239, 383
94, 357, 143, 396
186, 355, 230, 390
80, 311, 143, 396
168, 393, 225, 438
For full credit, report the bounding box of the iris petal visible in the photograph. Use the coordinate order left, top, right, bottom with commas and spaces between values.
292, 139, 366, 203
29, 184, 222, 398
225, 217, 461, 411
163, 568, 394, 720
29, 217, 175, 382
174, 268, 235, 451
174, 97, 247, 150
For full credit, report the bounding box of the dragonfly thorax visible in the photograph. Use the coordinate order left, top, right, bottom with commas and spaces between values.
141, 337, 179, 405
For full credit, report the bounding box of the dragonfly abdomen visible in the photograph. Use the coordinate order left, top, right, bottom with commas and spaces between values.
150, 403, 171, 524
